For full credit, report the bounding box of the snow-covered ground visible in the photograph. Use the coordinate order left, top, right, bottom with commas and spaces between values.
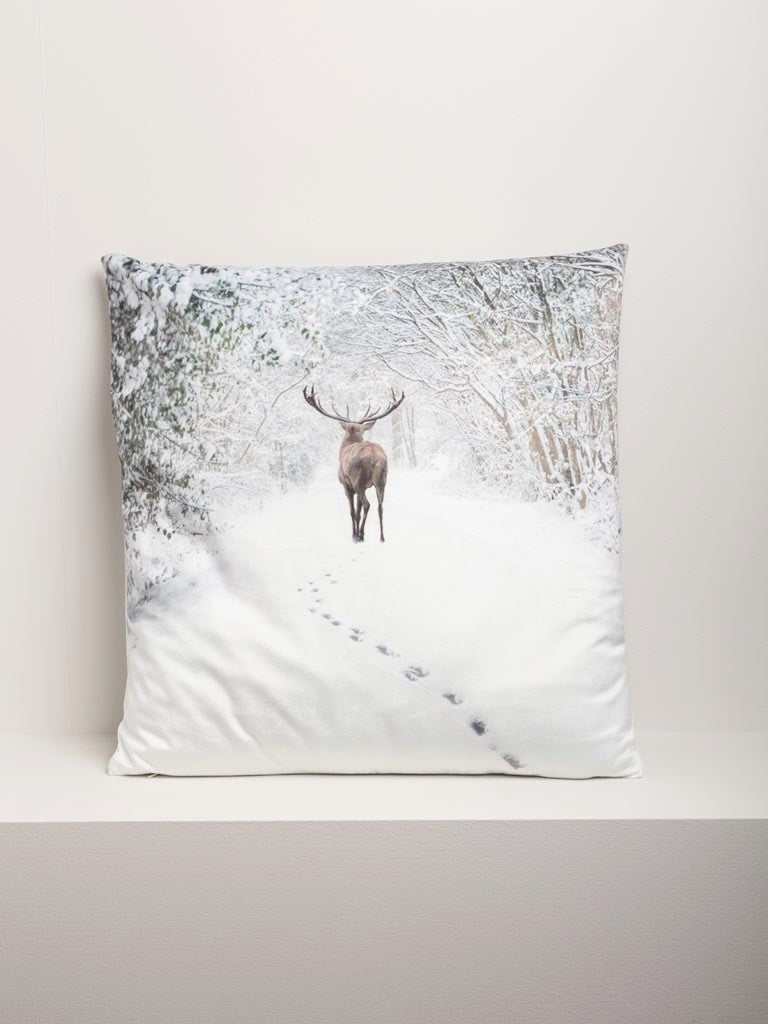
111, 467, 640, 777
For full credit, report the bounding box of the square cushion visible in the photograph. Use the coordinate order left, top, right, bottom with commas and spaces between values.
104, 245, 641, 778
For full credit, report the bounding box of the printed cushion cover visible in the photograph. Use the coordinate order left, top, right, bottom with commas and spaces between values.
104, 245, 641, 778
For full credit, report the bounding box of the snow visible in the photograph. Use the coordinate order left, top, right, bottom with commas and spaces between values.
111, 469, 640, 778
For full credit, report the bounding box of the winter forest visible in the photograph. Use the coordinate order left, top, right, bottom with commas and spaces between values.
106, 246, 626, 614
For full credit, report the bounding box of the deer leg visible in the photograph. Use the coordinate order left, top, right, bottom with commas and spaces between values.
375, 484, 385, 542
359, 491, 370, 542
353, 493, 365, 542
344, 484, 357, 540
353, 494, 363, 541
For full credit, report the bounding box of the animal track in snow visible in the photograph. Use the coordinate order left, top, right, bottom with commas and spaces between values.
403, 665, 429, 682
298, 556, 522, 772
501, 753, 522, 769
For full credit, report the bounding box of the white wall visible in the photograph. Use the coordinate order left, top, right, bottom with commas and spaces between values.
2, 0, 766, 735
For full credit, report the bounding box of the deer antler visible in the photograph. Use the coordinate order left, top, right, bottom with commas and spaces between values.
303, 385, 406, 424
360, 389, 406, 424
302, 384, 351, 423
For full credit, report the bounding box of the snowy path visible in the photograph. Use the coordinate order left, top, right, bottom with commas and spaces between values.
122, 467, 629, 776
299, 531, 523, 771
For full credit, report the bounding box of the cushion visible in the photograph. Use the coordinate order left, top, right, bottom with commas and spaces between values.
104, 245, 641, 778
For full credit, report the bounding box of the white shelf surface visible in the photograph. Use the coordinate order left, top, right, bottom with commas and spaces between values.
1, 732, 766, 823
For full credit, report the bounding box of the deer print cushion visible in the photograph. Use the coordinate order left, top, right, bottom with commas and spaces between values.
104, 246, 641, 778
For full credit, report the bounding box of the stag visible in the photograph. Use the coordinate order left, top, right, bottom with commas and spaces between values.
303, 385, 405, 542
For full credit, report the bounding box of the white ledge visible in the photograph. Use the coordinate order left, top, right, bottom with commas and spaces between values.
1, 732, 766, 823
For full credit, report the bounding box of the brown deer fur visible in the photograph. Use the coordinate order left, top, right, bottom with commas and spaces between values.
303, 386, 405, 542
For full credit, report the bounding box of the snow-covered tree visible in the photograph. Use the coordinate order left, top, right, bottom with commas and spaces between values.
106, 246, 626, 608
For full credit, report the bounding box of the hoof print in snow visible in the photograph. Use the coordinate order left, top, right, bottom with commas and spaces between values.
308, 607, 316, 614
376, 644, 396, 657
350, 627, 364, 636
331, 619, 340, 626
403, 666, 429, 682
443, 692, 463, 705
501, 753, 522, 770
321, 613, 332, 620
349, 634, 363, 643
470, 718, 487, 736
